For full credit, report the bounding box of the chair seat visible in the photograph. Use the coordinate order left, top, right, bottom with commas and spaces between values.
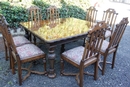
105, 30, 111, 39
13, 36, 30, 46
62, 46, 84, 65
100, 40, 109, 53
100, 40, 116, 54
16, 44, 44, 60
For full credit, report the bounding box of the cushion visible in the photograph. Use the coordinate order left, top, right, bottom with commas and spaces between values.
13, 36, 30, 46
100, 40, 109, 53
16, 44, 44, 60
62, 46, 84, 65
105, 30, 111, 39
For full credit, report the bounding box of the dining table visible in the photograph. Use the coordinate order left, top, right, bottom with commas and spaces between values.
20, 17, 90, 78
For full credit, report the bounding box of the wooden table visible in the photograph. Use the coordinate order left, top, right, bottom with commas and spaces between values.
20, 18, 90, 78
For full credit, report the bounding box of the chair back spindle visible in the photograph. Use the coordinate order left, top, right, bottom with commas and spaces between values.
28, 6, 42, 27
46, 5, 59, 28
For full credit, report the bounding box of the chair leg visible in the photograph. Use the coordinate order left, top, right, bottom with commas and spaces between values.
94, 61, 98, 80
17, 62, 22, 86
79, 66, 84, 87
112, 50, 117, 69
11, 53, 15, 74
60, 58, 64, 75
102, 54, 108, 75
5, 45, 8, 61
43, 58, 47, 72
9, 49, 12, 69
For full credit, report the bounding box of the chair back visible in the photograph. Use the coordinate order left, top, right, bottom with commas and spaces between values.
86, 6, 98, 28
0, 15, 9, 46
47, 5, 59, 20
108, 17, 129, 49
102, 8, 118, 33
46, 5, 59, 27
0, 15, 17, 54
82, 21, 107, 61
28, 6, 42, 22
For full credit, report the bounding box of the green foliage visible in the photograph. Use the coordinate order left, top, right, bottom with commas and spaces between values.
33, 0, 86, 19
0, 1, 28, 28
0, 0, 90, 28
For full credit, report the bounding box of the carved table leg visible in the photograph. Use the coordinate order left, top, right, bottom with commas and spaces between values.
60, 44, 65, 54
48, 46, 56, 78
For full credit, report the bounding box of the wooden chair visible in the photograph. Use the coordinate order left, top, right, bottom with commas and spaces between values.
27, 5, 42, 44
60, 21, 108, 87
83, 6, 98, 46
99, 17, 129, 75
0, 14, 30, 61
46, 5, 59, 28
102, 8, 118, 39
86, 6, 98, 28
0, 21, 47, 86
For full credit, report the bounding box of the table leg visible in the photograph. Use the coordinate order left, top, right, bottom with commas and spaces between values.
60, 44, 65, 54
24, 30, 29, 39
48, 46, 56, 78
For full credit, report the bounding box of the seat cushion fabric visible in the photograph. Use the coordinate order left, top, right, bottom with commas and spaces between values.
105, 30, 111, 39
62, 46, 84, 65
100, 40, 109, 53
16, 44, 44, 60
13, 36, 30, 46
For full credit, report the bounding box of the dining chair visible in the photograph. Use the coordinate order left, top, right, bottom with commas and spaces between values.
102, 8, 118, 39
83, 6, 98, 46
86, 6, 98, 28
0, 14, 30, 61
60, 21, 108, 87
27, 5, 42, 44
99, 17, 129, 75
46, 5, 59, 28
0, 21, 47, 86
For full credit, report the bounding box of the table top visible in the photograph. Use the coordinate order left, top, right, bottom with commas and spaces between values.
20, 18, 90, 42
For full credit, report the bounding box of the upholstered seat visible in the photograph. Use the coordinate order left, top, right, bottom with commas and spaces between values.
13, 36, 30, 46
16, 44, 44, 60
62, 46, 84, 65
105, 30, 111, 39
